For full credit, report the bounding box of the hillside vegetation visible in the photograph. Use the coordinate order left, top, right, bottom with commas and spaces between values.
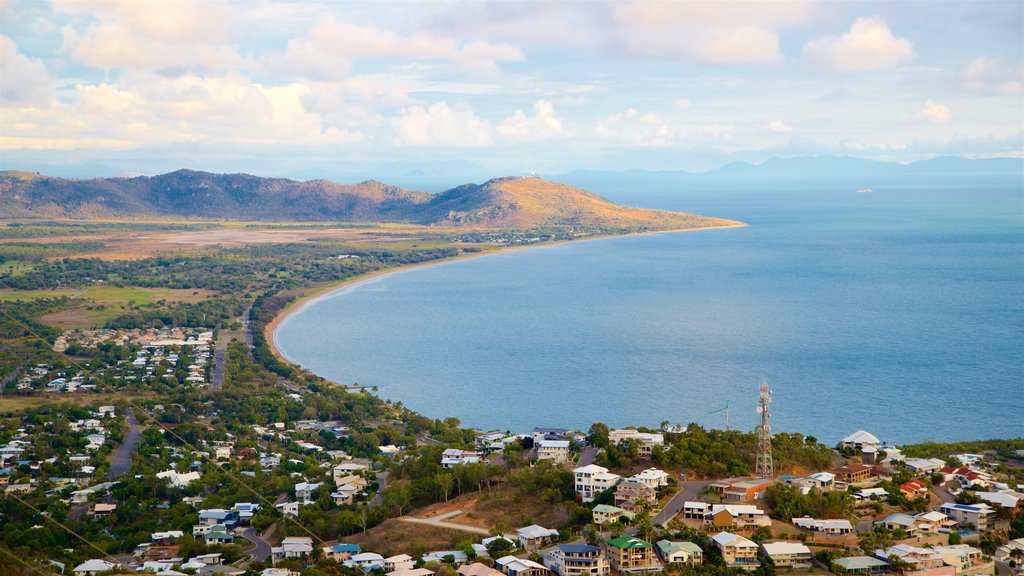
0, 170, 739, 231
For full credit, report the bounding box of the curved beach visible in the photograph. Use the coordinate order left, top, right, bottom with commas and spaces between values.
266, 222, 747, 367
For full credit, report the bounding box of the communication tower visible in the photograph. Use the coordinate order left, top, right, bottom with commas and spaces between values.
755, 380, 774, 479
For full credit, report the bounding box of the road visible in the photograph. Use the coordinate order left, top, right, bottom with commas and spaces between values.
240, 527, 272, 563
577, 446, 599, 467
932, 482, 957, 505
211, 330, 229, 391
399, 509, 492, 535
371, 471, 389, 506
108, 407, 143, 479
653, 480, 710, 526
242, 302, 254, 349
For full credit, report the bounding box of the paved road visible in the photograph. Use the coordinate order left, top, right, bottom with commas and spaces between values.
932, 482, 957, 505
211, 330, 229, 391
108, 407, 143, 479
240, 527, 273, 563
653, 480, 710, 526
399, 509, 492, 535
577, 446, 599, 467
371, 471, 389, 507
242, 302, 254, 349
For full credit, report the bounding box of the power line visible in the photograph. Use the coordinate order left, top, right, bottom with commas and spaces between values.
0, 544, 62, 576
3, 491, 120, 565
0, 307, 328, 547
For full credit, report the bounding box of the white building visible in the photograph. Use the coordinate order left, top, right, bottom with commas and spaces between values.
574, 464, 621, 502
608, 429, 664, 458
630, 468, 670, 489
759, 542, 813, 568
839, 430, 881, 451
939, 502, 994, 530
537, 440, 570, 463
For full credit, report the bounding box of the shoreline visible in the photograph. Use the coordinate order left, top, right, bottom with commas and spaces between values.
265, 222, 747, 370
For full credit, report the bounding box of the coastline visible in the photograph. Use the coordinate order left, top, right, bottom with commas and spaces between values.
265, 221, 747, 369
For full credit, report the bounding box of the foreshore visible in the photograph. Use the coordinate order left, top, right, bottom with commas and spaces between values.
264, 221, 747, 369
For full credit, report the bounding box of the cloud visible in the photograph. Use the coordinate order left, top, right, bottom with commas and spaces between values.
767, 120, 792, 133
497, 99, 564, 141
676, 99, 691, 110
0, 35, 52, 105
264, 16, 523, 81
594, 108, 673, 146
390, 101, 492, 147
962, 56, 1023, 95
804, 17, 914, 72
917, 100, 951, 123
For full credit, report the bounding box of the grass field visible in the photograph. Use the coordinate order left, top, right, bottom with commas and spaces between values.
0, 286, 214, 329
0, 392, 155, 414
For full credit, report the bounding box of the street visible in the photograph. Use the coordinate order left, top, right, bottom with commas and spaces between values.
240, 526, 273, 563
653, 480, 710, 526
108, 407, 143, 480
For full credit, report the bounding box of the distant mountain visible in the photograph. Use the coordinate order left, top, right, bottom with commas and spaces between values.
0, 169, 736, 230
710, 155, 1023, 176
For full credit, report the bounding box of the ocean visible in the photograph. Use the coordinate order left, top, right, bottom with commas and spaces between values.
275, 176, 1024, 444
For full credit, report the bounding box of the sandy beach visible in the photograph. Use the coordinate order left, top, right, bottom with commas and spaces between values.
265, 222, 747, 367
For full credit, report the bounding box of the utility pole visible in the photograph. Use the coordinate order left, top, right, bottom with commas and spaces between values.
755, 380, 774, 479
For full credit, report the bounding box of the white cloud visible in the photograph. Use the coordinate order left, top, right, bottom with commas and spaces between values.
497, 99, 564, 141
594, 108, 673, 146
390, 101, 492, 147
0, 35, 52, 105
804, 17, 914, 72
767, 120, 792, 133
613, 1, 810, 28
676, 98, 691, 110
917, 100, 951, 123
702, 124, 734, 138
962, 56, 1023, 95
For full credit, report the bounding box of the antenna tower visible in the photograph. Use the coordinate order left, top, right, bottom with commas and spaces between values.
755, 380, 774, 479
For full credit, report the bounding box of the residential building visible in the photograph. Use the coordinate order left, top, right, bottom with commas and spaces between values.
614, 480, 656, 512
608, 430, 664, 458
903, 458, 946, 475
931, 545, 985, 572
441, 448, 482, 468
344, 553, 385, 570
385, 554, 414, 573
914, 511, 957, 532
74, 560, 118, 576
655, 541, 702, 566
712, 532, 758, 571
833, 557, 890, 575
832, 464, 877, 485
791, 517, 855, 535
975, 491, 1021, 510
574, 464, 621, 502
875, 513, 921, 536
994, 538, 1024, 561
840, 430, 881, 452
708, 478, 775, 501
592, 504, 634, 526
875, 545, 944, 571
900, 479, 929, 500
518, 524, 559, 551
532, 428, 574, 444
759, 542, 813, 569
604, 536, 660, 573
939, 503, 993, 531
630, 468, 670, 490
537, 440, 570, 463
684, 502, 771, 529
295, 481, 323, 502
197, 509, 239, 529
324, 543, 361, 562
496, 556, 549, 576
548, 544, 610, 576
459, 563, 504, 576
788, 472, 835, 494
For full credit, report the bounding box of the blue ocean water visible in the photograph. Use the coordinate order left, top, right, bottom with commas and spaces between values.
276, 178, 1024, 444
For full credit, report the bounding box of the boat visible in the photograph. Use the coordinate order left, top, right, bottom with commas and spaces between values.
856, 188, 874, 193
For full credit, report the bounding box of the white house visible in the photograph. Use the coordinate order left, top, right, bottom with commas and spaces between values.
939, 502, 994, 530
759, 542, 813, 568
608, 430, 664, 458
74, 560, 118, 576
517, 524, 559, 550
537, 440, 570, 463
574, 464, 621, 502
840, 430, 881, 451
630, 468, 670, 489
792, 517, 854, 535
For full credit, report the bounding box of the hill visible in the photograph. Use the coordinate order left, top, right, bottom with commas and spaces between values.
0, 170, 737, 230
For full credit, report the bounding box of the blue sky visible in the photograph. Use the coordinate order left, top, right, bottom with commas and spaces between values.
1, 0, 1021, 177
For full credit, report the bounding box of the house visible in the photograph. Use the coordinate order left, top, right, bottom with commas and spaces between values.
903, 458, 946, 475
708, 478, 774, 501
262, 570, 300, 576
914, 511, 957, 532
630, 468, 670, 490
335, 474, 369, 491
608, 430, 664, 458
517, 524, 559, 551
833, 557, 890, 575
324, 543, 361, 562
899, 479, 929, 500
549, 544, 610, 576
532, 428, 574, 444
832, 464, 877, 486
574, 464, 621, 502
604, 536, 660, 573
157, 469, 202, 488
276, 501, 300, 517
203, 530, 234, 545
655, 541, 702, 566
91, 502, 117, 517
74, 560, 118, 575
939, 502, 994, 530
975, 491, 1021, 510
385, 554, 414, 572
441, 449, 482, 468
272, 537, 314, 562
389, 569, 434, 576
232, 502, 261, 524
854, 487, 891, 502
459, 562, 504, 576
712, 532, 758, 571
787, 472, 835, 494
791, 517, 855, 535
931, 545, 985, 571
198, 509, 239, 529
759, 542, 812, 569
994, 538, 1024, 561
874, 545, 944, 571
614, 480, 657, 512
344, 552, 385, 570
152, 530, 184, 545
685, 503, 771, 529
592, 504, 634, 525
422, 551, 468, 564
840, 430, 881, 451
295, 481, 323, 502
495, 556, 548, 576
874, 513, 921, 537
537, 440, 570, 463
332, 485, 360, 505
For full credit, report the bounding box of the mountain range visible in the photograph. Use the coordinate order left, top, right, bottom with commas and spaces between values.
0, 169, 735, 230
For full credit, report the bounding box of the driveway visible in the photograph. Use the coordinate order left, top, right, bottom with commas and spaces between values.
653, 480, 710, 526
400, 510, 492, 536
577, 447, 599, 467
240, 527, 272, 563
108, 407, 143, 479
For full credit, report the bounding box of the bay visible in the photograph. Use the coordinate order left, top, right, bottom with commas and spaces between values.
275, 177, 1024, 444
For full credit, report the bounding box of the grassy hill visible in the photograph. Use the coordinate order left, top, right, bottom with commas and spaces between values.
0, 170, 740, 230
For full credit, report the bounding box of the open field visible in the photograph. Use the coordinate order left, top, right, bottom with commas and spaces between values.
0, 392, 156, 414
0, 286, 216, 329
343, 518, 475, 558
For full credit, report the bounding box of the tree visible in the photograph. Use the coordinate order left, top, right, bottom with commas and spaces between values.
437, 473, 454, 502
587, 423, 610, 448
485, 537, 515, 559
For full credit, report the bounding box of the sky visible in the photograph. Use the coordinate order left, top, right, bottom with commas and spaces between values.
0, 0, 1022, 179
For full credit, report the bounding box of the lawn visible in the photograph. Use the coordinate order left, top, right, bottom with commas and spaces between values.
0, 392, 155, 414
0, 286, 214, 329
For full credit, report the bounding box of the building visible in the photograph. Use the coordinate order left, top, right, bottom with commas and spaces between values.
759, 542, 813, 569
655, 541, 702, 566
537, 440, 570, 463
548, 544, 610, 576
708, 478, 774, 501
994, 538, 1024, 561
832, 464, 877, 486
791, 517, 855, 535
629, 468, 670, 490
788, 472, 836, 494
931, 545, 985, 572
833, 557, 890, 575
460, 563, 504, 576
344, 553, 385, 571
74, 560, 118, 576
614, 480, 657, 512
295, 481, 323, 502
272, 537, 314, 563
574, 465, 621, 503
939, 503, 993, 531
385, 555, 414, 573
903, 458, 946, 475
496, 556, 549, 576
592, 504, 634, 526
683, 502, 771, 529
914, 511, 957, 532
607, 430, 664, 459
875, 545, 944, 571
517, 524, 560, 551
198, 509, 239, 529
712, 532, 758, 571
900, 479, 929, 500
441, 448, 482, 468
324, 543, 361, 562
840, 430, 881, 451
875, 513, 921, 536
604, 536, 660, 573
